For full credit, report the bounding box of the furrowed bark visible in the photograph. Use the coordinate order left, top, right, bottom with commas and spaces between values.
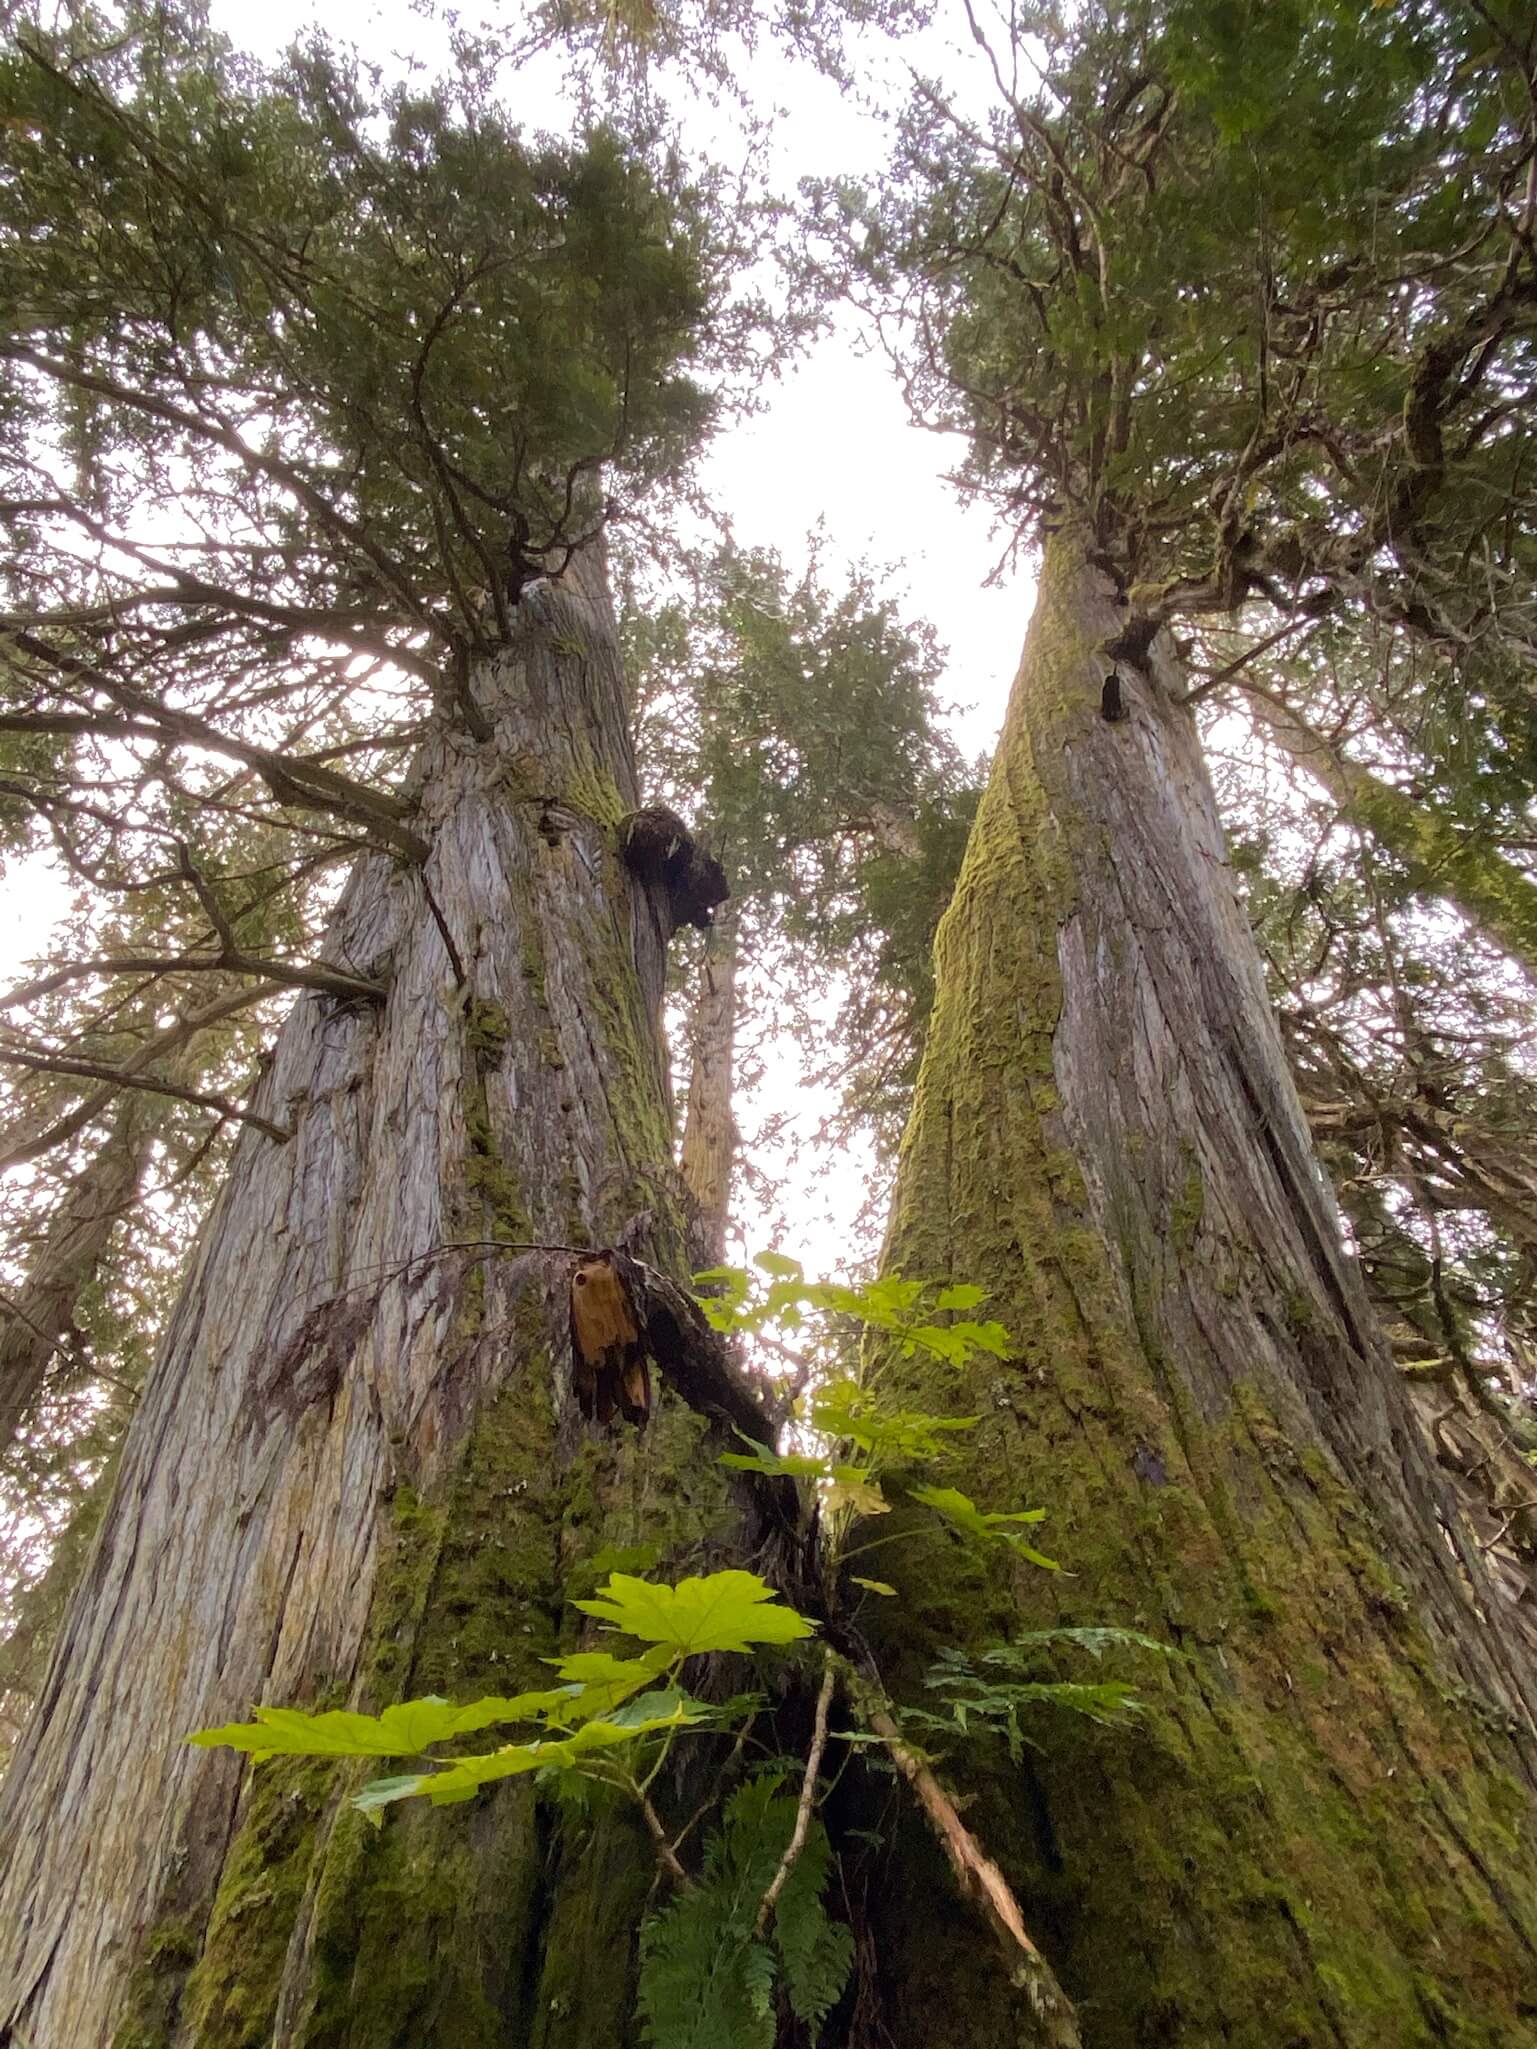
863, 531, 1537, 2047
678, 902, 739, 1269
0, 553, 737, 2049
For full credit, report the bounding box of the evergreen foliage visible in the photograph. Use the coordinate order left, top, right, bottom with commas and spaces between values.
832, 0, 1536, 669
625, 538, 978, 1196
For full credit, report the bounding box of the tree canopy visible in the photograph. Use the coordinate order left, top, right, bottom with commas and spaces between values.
0, 2, 1535, 2036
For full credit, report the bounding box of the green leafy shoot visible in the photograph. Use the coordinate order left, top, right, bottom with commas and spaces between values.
355, 1700, 708, 1820
808, 1380, 978, 1467
904, 1679, 1142, 1758
907, 1485, 1060, 1570
905, 1632, 1174, 1760
717, 1437, 845, 1481
191, 1571, 807, 1827
699, 1260, 1017, 1578
692, 1257, 1011, 1370
189, 1688, 585, 1761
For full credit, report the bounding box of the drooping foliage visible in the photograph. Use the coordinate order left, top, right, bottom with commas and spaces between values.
0, 0, 738, 1190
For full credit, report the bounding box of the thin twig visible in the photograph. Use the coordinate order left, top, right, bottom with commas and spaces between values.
1177, 614, 1321, 707
0, 1287, 84, 1369
0, 1047, 292, 1145
756, 1651, 837, 1934
420, 870, 468, 988
671, 1715, 755, 1859
0, 980, 284, 1170
631, 1777, 695, 1892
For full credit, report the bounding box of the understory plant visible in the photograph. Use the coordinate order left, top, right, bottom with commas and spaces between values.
195, 1256, 1166, 2046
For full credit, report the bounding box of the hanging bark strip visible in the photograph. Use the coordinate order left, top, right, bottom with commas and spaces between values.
568, 1251, 651, 1426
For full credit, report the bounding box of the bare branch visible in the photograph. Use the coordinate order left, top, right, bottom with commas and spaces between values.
841, 1661, 1081, 2048
756, 1651, 836, 1934
0, 1047, 292, 1146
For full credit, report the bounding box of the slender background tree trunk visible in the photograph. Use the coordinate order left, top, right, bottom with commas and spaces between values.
1243, 686, 1537, 980
862, 533, 1537, 2047
678, 902, 740, 1269
0, 1092, 152, 1464
0, 555, 729, 2049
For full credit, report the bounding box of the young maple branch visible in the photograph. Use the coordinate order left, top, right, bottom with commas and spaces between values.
630, 1775, 696, 1893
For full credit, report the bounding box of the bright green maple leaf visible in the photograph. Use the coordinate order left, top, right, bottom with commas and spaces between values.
573, 1569, 815, 1654
909, 1486, 1060, 1569
189, 1685, 580, 1761
355, 1703, 702, 1820
543, 1646, 675, 1719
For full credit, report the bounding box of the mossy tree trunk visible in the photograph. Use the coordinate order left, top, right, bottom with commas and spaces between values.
0, 555, 733, 2049
678, 903, 740, 1269
863, 533, 1537, 2047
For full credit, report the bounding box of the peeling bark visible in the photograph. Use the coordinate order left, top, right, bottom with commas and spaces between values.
0, 552, 729, 2049
866, 532, 1537, 2046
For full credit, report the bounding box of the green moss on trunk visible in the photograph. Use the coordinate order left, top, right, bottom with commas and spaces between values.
867, 530, 1537, 2046
181, 1758, 330, 2049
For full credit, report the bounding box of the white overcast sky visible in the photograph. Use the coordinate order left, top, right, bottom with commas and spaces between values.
4, 0, 1038, 1272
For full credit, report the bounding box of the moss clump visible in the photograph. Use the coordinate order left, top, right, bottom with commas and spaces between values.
180, 1757, 329, 2049
1170, 1148, 1204, 1257
520, 937, 548, 1007
463, 999, 511, 1060
366, 1484, 448, 1696
459, 998, 533, 1244
563, 734, 628, 831
539, 1028, 567, 1070
111, 1911, 201, 2049
297, 1793, 549, 2049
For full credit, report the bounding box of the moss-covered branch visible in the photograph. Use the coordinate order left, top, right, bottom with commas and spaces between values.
1245, 686, 1537, 981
